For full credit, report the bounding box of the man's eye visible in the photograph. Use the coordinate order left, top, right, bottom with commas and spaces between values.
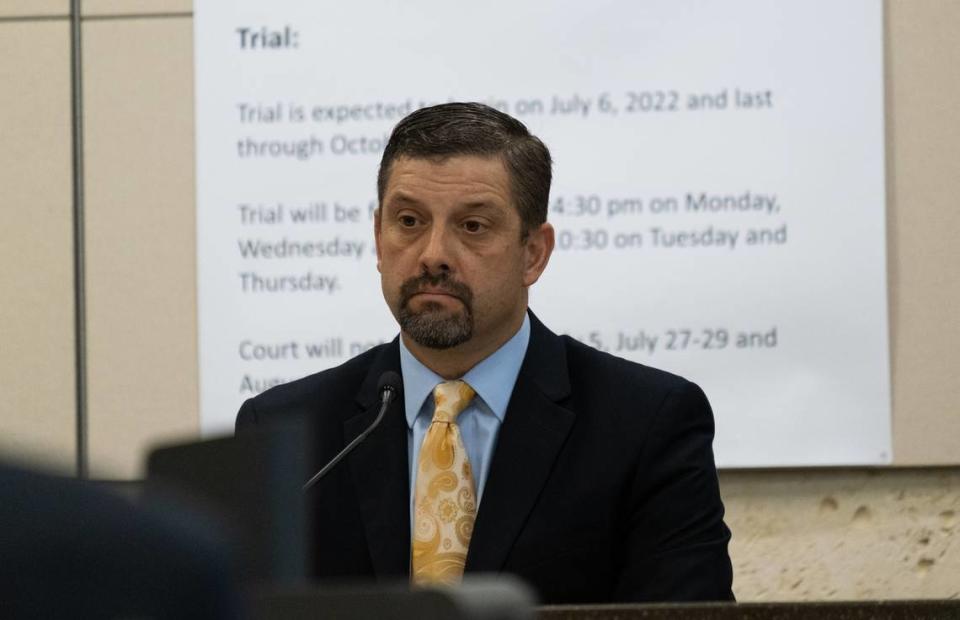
463, 220, 486, 233
398, 215, 418, 227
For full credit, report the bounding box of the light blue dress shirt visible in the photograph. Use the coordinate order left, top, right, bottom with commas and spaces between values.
400, 313, 531, 527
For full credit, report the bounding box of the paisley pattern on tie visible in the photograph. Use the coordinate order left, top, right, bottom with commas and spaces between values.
412, 380, 477, 586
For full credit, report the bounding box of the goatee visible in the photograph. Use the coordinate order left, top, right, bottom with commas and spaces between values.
397, 272, 474, 349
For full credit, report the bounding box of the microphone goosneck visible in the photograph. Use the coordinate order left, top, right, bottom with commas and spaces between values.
303, 371, 402, 491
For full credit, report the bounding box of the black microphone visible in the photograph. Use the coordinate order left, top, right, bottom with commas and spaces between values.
303, 371, 402, 491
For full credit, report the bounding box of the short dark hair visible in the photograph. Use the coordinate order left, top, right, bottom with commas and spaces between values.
377, 102, 552, 237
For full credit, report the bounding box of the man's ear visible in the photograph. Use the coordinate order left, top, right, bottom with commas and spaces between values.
374, 207, 383, 273
522, 222, 555, 287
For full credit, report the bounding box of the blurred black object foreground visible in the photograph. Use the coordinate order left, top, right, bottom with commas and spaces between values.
146, 422, 310, 584
248, 577, 536, 620
0, 423, 536, 620
0, 460, 241, 619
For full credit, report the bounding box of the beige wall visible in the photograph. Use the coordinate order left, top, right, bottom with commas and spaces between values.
0, 15, 76, 471
886, 1, 960, 464
0, 1, 68, 17
0, 0, 957, 601
82, 15, 198, 478
81, 0, 191, 15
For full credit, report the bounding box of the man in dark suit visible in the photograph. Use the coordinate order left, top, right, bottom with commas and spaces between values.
237, 102, 733, 603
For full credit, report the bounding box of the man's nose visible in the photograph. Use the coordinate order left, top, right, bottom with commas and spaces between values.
419, 224, 455, 274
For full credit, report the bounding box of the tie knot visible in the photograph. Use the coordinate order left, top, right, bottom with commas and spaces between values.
432, 380, 476, 423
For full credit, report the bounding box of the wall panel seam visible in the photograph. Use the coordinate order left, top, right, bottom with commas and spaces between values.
70, 0, 89, 479
81, 12, 192, 21
0, 16, 70, 22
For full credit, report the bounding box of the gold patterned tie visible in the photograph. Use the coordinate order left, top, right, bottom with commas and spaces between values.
411, 380, 478, 586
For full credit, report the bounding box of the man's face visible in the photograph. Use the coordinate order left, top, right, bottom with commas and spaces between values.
376, 155, 553, 356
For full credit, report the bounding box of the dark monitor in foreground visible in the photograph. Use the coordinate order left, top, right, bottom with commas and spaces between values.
146, 422, 311, 584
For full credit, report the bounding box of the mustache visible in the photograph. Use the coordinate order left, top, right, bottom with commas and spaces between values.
399, 272, 474, 307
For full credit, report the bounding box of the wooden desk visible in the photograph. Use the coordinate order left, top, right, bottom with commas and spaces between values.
540, 600, 960, 620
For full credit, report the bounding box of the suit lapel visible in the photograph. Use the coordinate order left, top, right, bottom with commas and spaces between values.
466, 313, 575, 572
344, 340, 411, 578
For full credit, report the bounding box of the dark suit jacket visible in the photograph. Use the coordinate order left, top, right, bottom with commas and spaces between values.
236, 312, 733, 604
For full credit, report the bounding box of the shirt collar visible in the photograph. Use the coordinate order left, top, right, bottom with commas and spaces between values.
399, 313, 531, 428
